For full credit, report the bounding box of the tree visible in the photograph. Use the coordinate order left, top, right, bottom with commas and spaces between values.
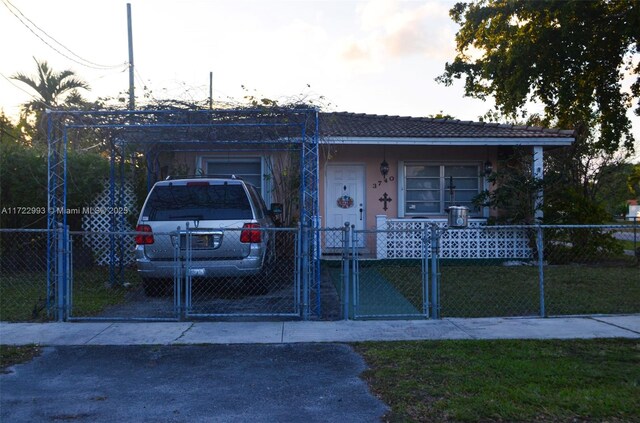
0, 112, 25, 145
593, 162, 639, 218
428, 112, 456, 120
439, 0, 638, 151
0, 137, 109, 229
628, 163, 640, 200
12, 58, 90, 145
12, 58, 89, 111
439, 0, 640, 223
474, 147, 544, 224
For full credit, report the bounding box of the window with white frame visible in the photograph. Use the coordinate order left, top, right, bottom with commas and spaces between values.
403, 163, 481, 215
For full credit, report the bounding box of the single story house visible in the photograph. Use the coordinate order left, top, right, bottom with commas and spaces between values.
153, 111, 575, 258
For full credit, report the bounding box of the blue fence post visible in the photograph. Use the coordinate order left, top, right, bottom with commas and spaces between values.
108, 143, 116, 287
299, 223, 310, 320
351, 224, 358, 319
422, 225, 430, 317
313, 216, 322, 318
294, 223, 301, 318
430, 223, 440, 319
342, 222, 351, 320
294, 226, 301, 316
536, 225, 546, 317
56, 225, 62, 321
56, 224, 69, 322
184, 222, 191, 317
66, 226, 73, 318
634, 217, 638, 255
174, 225, 182, 319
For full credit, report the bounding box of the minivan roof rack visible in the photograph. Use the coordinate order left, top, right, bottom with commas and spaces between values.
164, 174, 244, 181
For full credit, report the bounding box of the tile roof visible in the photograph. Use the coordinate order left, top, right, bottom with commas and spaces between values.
319, 112, 575, 139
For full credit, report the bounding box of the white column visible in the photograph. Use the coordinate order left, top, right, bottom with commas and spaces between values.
533, 146, 544, 222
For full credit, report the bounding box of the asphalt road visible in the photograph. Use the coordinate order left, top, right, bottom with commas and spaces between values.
1, 344, 387, 423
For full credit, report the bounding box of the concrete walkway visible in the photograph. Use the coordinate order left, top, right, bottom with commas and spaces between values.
2, 315, 639, 345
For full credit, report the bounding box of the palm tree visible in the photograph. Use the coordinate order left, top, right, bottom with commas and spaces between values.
11, 58, 90, 145
12, 58, 90, 113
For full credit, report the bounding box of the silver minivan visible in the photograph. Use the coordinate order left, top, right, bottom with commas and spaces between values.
134, 178, 275, 296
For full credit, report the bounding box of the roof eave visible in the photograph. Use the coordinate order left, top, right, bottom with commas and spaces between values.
321, 136, 575, 146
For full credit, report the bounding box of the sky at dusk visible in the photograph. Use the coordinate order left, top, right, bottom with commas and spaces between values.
1, 0, 638, 157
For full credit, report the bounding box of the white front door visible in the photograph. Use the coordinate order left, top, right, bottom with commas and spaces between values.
325, 164, 365, 248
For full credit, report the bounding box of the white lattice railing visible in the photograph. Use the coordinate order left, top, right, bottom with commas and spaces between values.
376, 216, 533, 259
81, 180, 137, 266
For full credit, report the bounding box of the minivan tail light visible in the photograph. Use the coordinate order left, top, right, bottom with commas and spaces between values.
240, 223, 261, 243
135, 224, 154, 245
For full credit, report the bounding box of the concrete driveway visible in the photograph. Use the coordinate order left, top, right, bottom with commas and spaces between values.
1, 344, 388, 423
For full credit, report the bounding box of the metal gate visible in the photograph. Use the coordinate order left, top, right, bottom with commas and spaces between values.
67, 229, 182, 321
183, 227, 302, 318
347, 226, 439, 319
63, 227, 304, 321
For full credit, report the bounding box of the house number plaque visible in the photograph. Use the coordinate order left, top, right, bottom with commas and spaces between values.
372, 176, 394, 189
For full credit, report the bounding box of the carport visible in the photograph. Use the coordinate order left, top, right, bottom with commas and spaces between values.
45, 108, 321, 320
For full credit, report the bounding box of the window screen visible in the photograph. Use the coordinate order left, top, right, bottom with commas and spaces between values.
404, 164, 480, 215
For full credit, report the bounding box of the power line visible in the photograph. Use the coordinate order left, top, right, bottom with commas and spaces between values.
0, 72, 51, 108
1, 0, 126, 70
95, 64, 130, 81
134, 68, 158, 102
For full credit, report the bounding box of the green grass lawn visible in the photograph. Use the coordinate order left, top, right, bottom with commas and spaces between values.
69, 268, 142, 318
0, 345, 41, 373
0, 268, 141, 321
355, 338, 640, 422
617, 238, 638, 251
0, 272, 49, 321
366, 259, 640, 317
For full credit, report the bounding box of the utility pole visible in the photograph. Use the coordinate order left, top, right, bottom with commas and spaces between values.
127, 3, 135, 109
209, 71, 213, 110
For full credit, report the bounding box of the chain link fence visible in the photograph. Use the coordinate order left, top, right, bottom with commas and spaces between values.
352, 228, 428, 319
317, 228, 348, 320
344, 224, 638, 319
542, 226, 639, 316
0, 229, 50, 321
1, 226, 305, 321
1, 224, 638, 321
68, 230, 180, 320
439, 226, 541, 318
183, 227, 300, 318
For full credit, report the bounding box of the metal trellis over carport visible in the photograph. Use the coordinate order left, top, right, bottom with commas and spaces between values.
46, 108, 321, 321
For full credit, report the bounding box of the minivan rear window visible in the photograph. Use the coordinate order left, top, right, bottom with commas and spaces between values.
143, 184, 252, 221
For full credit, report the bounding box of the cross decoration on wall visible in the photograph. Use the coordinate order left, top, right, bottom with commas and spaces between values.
379, 192, 392, 211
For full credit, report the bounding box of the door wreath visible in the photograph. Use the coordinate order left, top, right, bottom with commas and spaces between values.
337, 195, 354, 209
